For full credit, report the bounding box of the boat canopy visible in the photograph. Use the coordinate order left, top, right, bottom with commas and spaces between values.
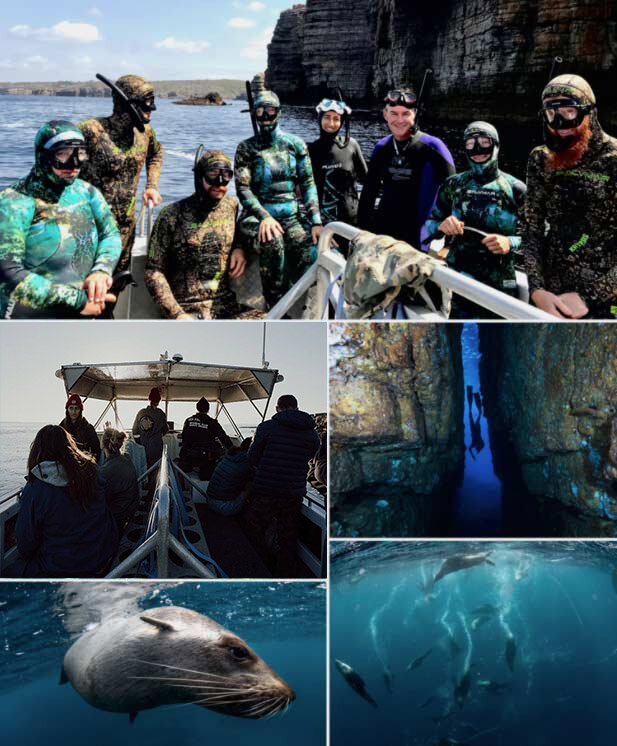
55, 360, 280, 405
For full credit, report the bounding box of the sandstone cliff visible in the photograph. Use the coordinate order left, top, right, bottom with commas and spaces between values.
329, 323, 464, 536
480, 324, 617, 536
267, 0, 616, 127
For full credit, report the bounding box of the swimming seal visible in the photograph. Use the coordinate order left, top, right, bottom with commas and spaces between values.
334, 658, 378, 708
433, 552, 495, 585
60, 606, 295, 721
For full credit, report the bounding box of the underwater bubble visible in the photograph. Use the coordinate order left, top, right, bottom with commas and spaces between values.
376, 499, 390, 509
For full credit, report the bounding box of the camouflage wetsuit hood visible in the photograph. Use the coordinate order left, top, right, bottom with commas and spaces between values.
0, 120, 121, 317
145, 149, 248, 319
78, 74, 163, 273
424, 120, 526, 304
235, 89, 322, 309
522, 75, 617, 318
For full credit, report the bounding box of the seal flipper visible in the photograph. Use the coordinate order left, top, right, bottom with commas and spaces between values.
129, 712, 138, 724
59, 666, 69, 685
140, 615, 175, 632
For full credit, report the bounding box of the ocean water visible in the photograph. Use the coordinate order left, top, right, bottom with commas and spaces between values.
455, 324, 503, 536
330, 541, 617, 746
0, 581, 326, 745
0, 96, 539, 202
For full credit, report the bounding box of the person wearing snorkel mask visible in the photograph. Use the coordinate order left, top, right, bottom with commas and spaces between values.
308, 98, 368, 247
522, 74, 617, 319
145, 148, 248, 319
78, 74, 164, 279
0, 120, 121, 318
358, 87, 455, 249
424, 121, 526, 318
235, 90, 323, 309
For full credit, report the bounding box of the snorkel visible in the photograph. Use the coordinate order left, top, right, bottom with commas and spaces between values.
96, 73, 153, 133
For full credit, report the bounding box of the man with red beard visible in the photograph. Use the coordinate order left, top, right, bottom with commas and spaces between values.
522, 75, 617, 319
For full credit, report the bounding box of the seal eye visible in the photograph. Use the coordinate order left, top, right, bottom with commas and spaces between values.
229, 645, 250, 661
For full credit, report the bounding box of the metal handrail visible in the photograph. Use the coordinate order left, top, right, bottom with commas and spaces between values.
266, 221, 554, 321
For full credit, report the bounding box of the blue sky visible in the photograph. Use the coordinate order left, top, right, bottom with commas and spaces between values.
0, 321, 326, 425
0, 1, 296, 82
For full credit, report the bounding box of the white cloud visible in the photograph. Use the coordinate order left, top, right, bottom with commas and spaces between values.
89, 7, 102, 16
0, 55, 52, 70
247, 2, 266, 10
155, 37, 210, 54
228, 17, 256, 29
240, 25, 274, 59
10, 21, 101, 43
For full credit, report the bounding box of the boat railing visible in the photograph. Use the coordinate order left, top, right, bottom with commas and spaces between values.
107, 445, 220, 579
265, 221, 554, 321
0, 488, 21, 574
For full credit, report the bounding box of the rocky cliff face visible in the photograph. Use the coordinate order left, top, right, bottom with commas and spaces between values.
329, 323, 464, 536
480, 324, 617, 536
267, 0, 616, 127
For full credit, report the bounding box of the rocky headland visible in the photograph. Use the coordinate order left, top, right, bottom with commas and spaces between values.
266, 0, 616, 127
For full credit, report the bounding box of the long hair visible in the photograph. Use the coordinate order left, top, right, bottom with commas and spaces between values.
27, 425, 98, 509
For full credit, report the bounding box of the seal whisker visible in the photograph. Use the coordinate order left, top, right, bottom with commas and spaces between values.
243, 697, 279, 718
192, 695, 266, 707
130, 660, 260, 681
127, 675, 249, 690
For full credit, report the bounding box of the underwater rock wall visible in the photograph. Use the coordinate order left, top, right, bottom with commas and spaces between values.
329, 323, 465, 508
480, 325, 617, 535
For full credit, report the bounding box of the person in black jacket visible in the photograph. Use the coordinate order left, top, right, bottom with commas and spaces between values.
100, 428, 139, 532
10, 424, 118, 578
59, 393, 101, 461
178, 397, 233, 480
244, 394, 320, 577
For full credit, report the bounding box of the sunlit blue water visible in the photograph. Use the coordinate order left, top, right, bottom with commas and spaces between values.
330, 541, 617, 746
0, 581, 325, 745
456, 324, 503, 535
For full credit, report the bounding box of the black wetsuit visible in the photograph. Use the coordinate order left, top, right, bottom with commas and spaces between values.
358, 131, 455, 249
308, 135, 368, 227
179, 413, 233, 480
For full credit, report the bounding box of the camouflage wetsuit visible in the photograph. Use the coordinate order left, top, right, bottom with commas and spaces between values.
235, 91, 322, 308
0, 121, 121, 318
425, 121, 526, 302
145, 193, 243, 319
145, 148, 248, 319
79, 76, 163, 273
522, 75, 617, 319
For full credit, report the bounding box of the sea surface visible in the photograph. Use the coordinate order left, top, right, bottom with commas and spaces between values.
0, 581, 326, 745
0, 95, 541, 203
330, 541, 617, 746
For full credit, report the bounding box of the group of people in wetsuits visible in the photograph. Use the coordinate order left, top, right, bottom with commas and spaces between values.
0, 71, 615, 319
5, 387, 323, 579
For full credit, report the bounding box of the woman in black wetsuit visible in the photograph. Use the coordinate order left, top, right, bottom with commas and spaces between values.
308, 98, 368, 253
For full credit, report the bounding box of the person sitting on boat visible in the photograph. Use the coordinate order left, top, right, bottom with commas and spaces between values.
178, 397, 233, 480
308, 97, 368, 255
131, 387, 169, 469
205, 438, 253, 516
235, 90, 323, 309
244, 394, 320, 577
10, 425, 118, 578
100, 428, 139, 532
522, 74, 617, 319
0, 120, 121, 319
358, 88, 455, 250
78, 75, 163, 297
59, 394, 102, 462
423, 121, 526, 318
145, 148, 249, 319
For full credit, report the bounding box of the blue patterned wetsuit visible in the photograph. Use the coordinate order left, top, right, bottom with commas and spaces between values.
235, 124, 322, 308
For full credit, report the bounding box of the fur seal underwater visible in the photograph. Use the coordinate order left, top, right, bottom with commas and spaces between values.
433, 553, 495, 586
60, 606, 295, 721
334, 659, 378, 708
